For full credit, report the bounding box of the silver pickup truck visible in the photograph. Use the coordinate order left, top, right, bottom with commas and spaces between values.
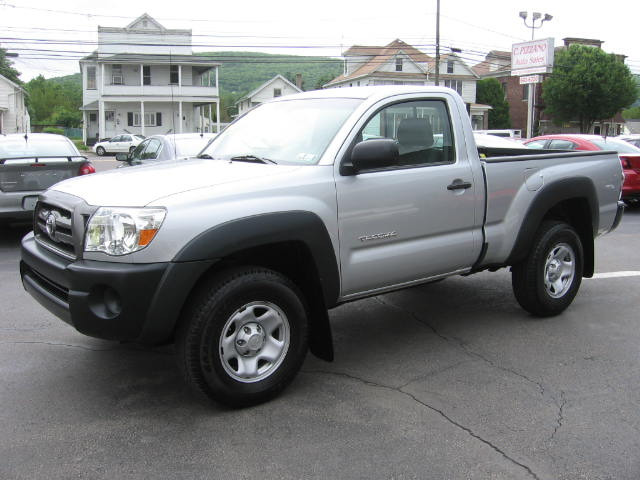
20, 87, 624, 406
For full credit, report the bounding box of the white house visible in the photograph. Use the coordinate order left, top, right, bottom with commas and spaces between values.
0, 73, 30, 134
325, 39, 490, 129
235, 74, 302, 116
79, 13, 220, 144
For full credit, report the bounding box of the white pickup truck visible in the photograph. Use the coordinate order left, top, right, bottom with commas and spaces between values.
20, 87, 624, 406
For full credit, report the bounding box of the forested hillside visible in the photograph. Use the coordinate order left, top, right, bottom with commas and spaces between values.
29, 52, 342, 124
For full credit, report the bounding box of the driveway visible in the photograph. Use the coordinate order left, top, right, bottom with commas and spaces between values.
1, 210, 639, 479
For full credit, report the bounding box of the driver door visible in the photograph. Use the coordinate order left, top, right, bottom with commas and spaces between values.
335, 98, 482, 298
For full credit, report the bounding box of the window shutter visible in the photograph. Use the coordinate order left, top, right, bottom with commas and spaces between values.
156, 112, 162, 126
127, 112, 133, 127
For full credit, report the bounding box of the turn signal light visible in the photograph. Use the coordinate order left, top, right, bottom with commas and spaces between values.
78, 162, 96, 175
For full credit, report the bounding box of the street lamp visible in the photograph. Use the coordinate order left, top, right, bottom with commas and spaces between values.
519, 11, 553, 40
518, 11, 552, 138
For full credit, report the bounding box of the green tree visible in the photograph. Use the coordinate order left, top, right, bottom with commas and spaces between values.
0, 47, 22, 85
622, 106, 640, 119
476, 78, 511, 129
542, 45, 637, 133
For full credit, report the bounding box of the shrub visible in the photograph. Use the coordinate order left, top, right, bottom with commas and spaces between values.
42, 127, 65, 135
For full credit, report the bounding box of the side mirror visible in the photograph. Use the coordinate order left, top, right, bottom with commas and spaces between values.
349, 139, 398, 174
115, 153, 130, 162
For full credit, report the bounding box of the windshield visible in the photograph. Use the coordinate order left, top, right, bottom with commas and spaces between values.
175, 137, 216, 157
0, 136, 78, 160
591, 138, 640, 154
200, 98, 362, 165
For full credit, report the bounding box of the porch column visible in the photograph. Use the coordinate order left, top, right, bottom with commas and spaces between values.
140, 101, 145, 136
216, 101, 220, 134
100, 64, 105, 95
82, 111, 87, 144
178, 101, 183, 133
98, 100, 105, 140
208, 103, 213, 133
140, 64, 144, 91
215, 66, 218, 89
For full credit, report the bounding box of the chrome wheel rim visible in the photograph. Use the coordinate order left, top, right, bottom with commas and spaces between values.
544, 242, 575, 298
219, 301, 290, 383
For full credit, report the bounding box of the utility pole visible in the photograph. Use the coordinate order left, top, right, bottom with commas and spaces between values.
435, 0, 440, 86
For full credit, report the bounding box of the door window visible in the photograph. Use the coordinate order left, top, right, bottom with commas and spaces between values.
110, 135, 122, 143
356, 99, 455, 167
548, 139, 577, 150
141, 139, 162, 160
525, 140, 547, 149
130, 140, 148, 161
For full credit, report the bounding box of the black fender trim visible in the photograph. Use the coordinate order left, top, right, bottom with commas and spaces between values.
173, 211, 341, 308
504, 177, 598, 273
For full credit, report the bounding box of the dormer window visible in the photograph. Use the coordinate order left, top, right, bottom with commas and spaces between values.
274, 88, 282, 97
447, 60, 454, 74
396, 58, 403, 72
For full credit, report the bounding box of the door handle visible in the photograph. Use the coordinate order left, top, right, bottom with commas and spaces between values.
447, 180, 473, 191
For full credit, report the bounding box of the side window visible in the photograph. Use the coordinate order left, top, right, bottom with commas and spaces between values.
548, 139, 576, 150
141, 139, 162, 160
110, 135, 121, 143
356, 99, 455, 167
130, 140, 148, 161
525, 140, 547, 149
122, 135, 132, 142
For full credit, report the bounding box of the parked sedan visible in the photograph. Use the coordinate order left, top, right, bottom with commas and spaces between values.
93, 134, 145, 156
0, 133, 95, 223
524, 134, 640, 204
617, 134, 640, 148
116, 133, 217, 167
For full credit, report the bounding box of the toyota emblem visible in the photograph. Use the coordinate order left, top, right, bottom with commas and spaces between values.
45, 213, 57, 240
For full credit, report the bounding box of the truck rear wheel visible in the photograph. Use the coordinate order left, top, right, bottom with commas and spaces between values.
511, 221, 583, 317
176, 267, 309, 407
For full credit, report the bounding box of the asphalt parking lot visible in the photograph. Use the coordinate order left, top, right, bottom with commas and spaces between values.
1, 205, 639, 479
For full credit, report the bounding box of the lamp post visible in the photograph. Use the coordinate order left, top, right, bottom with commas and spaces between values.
519, 11, 552, 138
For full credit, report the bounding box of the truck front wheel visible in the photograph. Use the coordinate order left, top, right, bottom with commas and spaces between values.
176, 267, 309, 407
511, 221, 584, 317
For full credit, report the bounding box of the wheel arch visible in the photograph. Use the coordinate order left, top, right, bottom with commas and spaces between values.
506, 177, 598, 277
172, 211, 340, 361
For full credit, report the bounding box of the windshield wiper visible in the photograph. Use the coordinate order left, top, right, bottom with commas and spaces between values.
197, 153, 214, 159
229, 155, 277, 164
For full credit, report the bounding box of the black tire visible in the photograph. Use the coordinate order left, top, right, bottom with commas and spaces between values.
96, 146, 106, 156
511, 221, 584, 317
176, 267, 309, 407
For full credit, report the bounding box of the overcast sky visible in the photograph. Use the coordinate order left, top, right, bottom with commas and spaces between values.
2, 0, 639, 81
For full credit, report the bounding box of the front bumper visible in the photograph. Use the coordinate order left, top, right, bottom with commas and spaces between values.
20, 232, 214, 344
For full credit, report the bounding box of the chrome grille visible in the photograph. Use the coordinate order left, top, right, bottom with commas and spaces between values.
34, 202, 76, 259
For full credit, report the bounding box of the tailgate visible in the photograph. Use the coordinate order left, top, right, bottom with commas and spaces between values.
0, 157, 86, 193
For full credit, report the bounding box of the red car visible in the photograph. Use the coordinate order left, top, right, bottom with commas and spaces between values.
524, 134, 640, 205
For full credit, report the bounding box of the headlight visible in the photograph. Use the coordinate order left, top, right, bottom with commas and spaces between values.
85, 207, 166, 256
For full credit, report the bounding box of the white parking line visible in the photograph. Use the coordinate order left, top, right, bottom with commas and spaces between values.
588, 271, 640, 279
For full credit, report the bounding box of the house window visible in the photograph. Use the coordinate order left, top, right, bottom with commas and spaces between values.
444, 79, 463, 96
89, 113, 97, 122
105, 111, 115, 122
112, 65, 123, 85
447, 60, 454, 74
143, 66, 151, 85
87, 66, 96, 89
522, 84, 529, 100
129, 112, 162, 127
396, 58, 403, 72
170, 65, 179, 84
274, 88, 282, 97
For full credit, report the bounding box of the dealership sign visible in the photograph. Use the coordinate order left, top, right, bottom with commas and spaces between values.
511, 38, 554, 75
